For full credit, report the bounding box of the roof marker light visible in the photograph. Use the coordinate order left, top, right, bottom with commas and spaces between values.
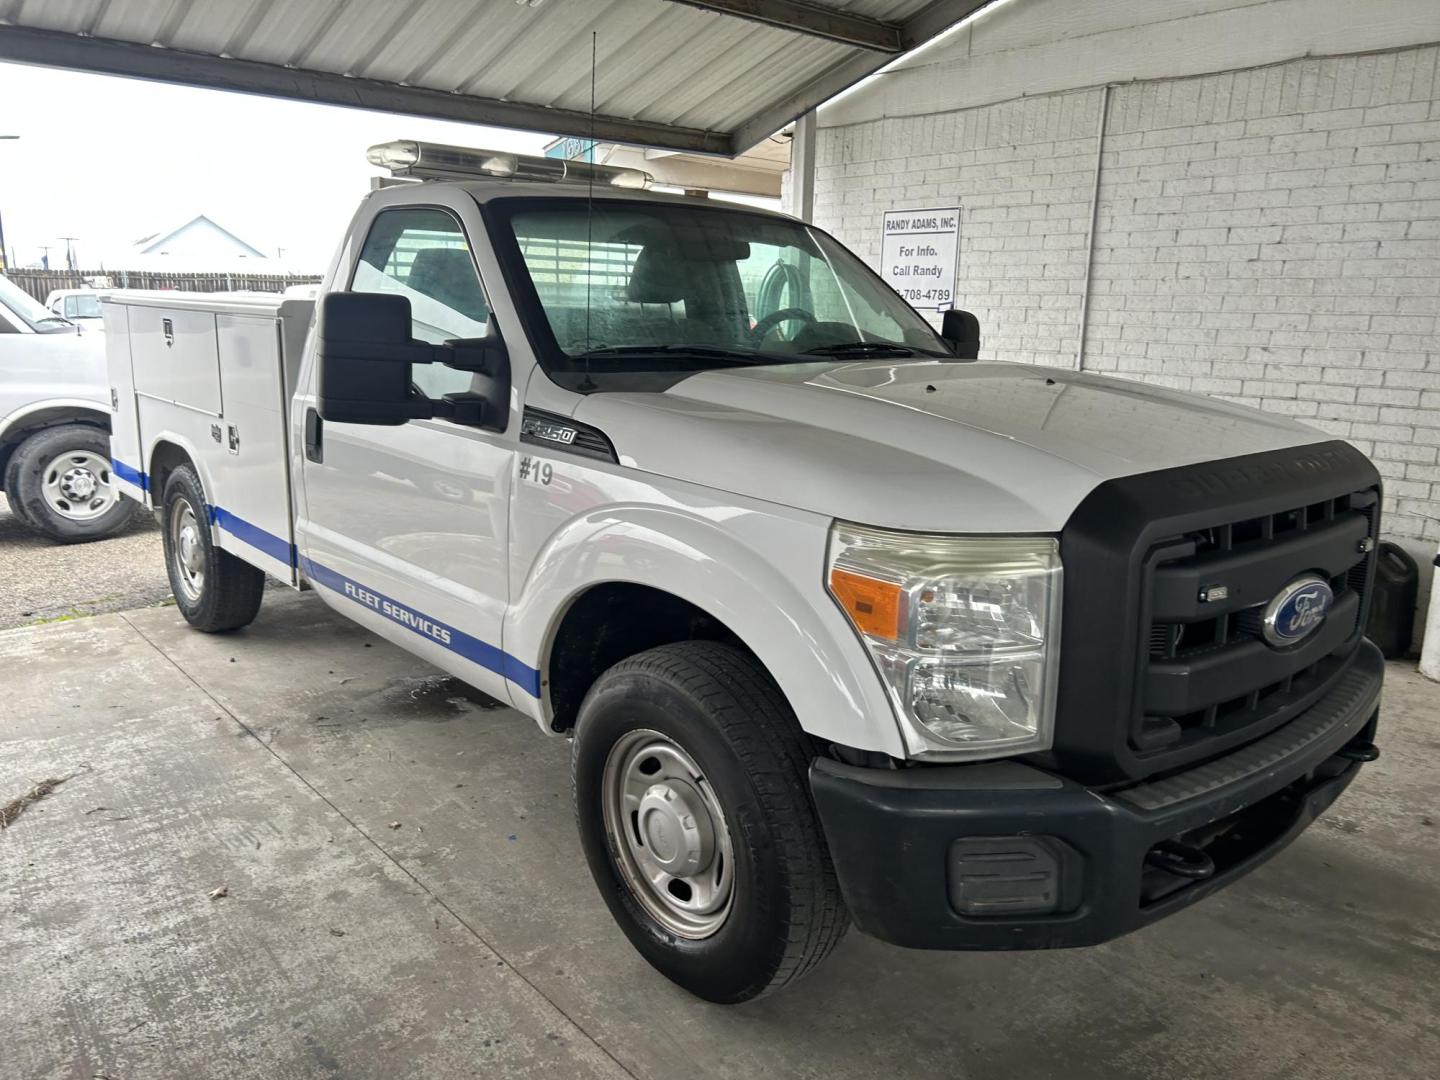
366, 140, 651, 189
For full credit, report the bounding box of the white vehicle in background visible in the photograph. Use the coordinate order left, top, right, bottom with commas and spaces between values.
105, 142, 1386, 1003
45, 288, 108, 332
1, 273, 132, 541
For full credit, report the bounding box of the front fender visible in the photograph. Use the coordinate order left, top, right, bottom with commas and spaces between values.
505, 503, 905, 757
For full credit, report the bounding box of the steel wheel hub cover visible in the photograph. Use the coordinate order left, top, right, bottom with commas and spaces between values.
602, 729, 735, 939
637, 779, 715, 877
179, 525, 200, 569
60, 467, 97, 500
169, 498, 206, 602
41, 449, 116, 521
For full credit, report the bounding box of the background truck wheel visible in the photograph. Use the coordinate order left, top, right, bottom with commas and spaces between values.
3, 452, 40, 529
161, 464, 265, 632
6, 424, 135, 543
572, 641, 849, 1003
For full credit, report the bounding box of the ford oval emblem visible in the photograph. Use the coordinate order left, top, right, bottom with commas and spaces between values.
1262, 575, 1334, 647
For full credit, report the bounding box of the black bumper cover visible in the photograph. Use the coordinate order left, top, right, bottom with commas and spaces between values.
811, 641, 1384, 950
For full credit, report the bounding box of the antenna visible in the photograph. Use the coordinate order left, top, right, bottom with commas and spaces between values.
578, 30, 599, 393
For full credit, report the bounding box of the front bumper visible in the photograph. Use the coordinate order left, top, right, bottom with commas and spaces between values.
810, 640, 1384, 950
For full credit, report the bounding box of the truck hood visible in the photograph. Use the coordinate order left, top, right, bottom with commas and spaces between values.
574, 360, 1329, 533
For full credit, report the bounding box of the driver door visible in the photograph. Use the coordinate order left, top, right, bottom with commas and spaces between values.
297, 198, 519, 704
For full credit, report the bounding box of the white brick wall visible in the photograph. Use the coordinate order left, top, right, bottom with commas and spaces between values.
815, 91, 1104, 368
811, 44, 1440, 544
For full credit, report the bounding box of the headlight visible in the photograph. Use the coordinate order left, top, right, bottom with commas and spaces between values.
827, 523, 1062, 760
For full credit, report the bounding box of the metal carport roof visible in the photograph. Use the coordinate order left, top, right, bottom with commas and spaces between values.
0, 0, 993, 155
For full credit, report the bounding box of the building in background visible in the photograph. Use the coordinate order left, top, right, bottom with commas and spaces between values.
796, 0, 1440, 562
2, 210, 317, 302
118, 214, 276, 272
545, 136, 787, 203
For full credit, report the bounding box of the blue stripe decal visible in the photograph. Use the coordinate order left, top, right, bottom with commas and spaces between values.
208, 505, 296, 568
299, 556, 542, 698
111, 458, 148, 492
103, 459, 537, 697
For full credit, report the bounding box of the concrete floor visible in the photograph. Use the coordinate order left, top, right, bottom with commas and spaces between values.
0, 494, 168, 630
2, 589, 1437, 1080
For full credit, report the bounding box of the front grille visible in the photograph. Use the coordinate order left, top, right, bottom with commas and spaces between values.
1048, 440, 1382, 786
1148, 493, 1376, 652
1135, 489, 1377, 764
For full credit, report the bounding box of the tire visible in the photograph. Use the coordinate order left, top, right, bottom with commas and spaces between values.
160, 464, 265, 632
572, 641, 849, 1003
6, 424, 136, 543
3, 451, 39, 529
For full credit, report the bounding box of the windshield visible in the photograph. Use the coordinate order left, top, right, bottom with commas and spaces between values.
69, 294, 103, 318
1, 273, 75, 332
493, 199, 949, 381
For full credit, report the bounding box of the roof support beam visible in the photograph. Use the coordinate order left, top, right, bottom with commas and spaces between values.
666, 0, 903, 53
730, 0, 998, 150
0, 25, 733, 156
788, 110, 817, 222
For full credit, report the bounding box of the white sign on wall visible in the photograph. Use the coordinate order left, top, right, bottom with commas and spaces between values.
880, 206, 960, 311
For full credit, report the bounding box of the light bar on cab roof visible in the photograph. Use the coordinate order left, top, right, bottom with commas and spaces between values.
366, 140, 652, 189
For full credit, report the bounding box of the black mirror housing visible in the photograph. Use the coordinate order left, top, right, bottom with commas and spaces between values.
317, 292, 510, 433
941, 308, 981, 360
436, 336, 511, 434
317, 292, 434, 426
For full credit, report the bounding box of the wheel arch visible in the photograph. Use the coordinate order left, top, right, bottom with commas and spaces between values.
146, 438, 200, 509
0, 403, 110, 489
543, 582, 753, 734
508, 506, 904, 757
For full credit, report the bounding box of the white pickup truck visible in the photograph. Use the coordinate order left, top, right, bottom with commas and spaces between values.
106, 141, 1386, 1003
1, 272, 133, 541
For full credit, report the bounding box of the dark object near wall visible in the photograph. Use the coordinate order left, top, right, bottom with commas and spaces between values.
1366, 542, 1418, 658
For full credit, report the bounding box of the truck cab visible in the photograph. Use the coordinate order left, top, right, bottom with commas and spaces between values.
106, 141, 1385, 1003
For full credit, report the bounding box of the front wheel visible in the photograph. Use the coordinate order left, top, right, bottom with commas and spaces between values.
572, 641, 848, 1003
161, 464, 265, 632
6, 424, 135, 543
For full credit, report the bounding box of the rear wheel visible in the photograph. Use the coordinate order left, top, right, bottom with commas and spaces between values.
161, 464, 264, 632
572, 641, 848, 1003
7, 424, 135, 543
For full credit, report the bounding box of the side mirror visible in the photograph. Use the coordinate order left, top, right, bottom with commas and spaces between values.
317, 292, 510, 432
318, 293, 433, 426
439, 335, 512, 434
941, 308, 981, 361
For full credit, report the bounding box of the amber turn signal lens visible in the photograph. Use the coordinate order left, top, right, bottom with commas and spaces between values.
829, 568, 902, 641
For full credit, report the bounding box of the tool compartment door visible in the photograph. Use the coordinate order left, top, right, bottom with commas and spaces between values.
102, 302, 145, 500
129, 304, 223, 414
210, 312, 297, 583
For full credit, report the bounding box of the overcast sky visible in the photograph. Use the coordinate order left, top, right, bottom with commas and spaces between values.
0, 61, 555, 272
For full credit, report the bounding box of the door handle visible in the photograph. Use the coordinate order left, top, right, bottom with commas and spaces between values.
304, 408, 323, 463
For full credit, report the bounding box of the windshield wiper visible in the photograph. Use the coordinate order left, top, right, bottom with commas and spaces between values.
573, 344, 776, 366
801, 340, 921, 358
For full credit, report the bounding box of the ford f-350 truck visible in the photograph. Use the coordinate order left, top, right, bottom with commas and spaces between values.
106, 141, 1385, 1003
